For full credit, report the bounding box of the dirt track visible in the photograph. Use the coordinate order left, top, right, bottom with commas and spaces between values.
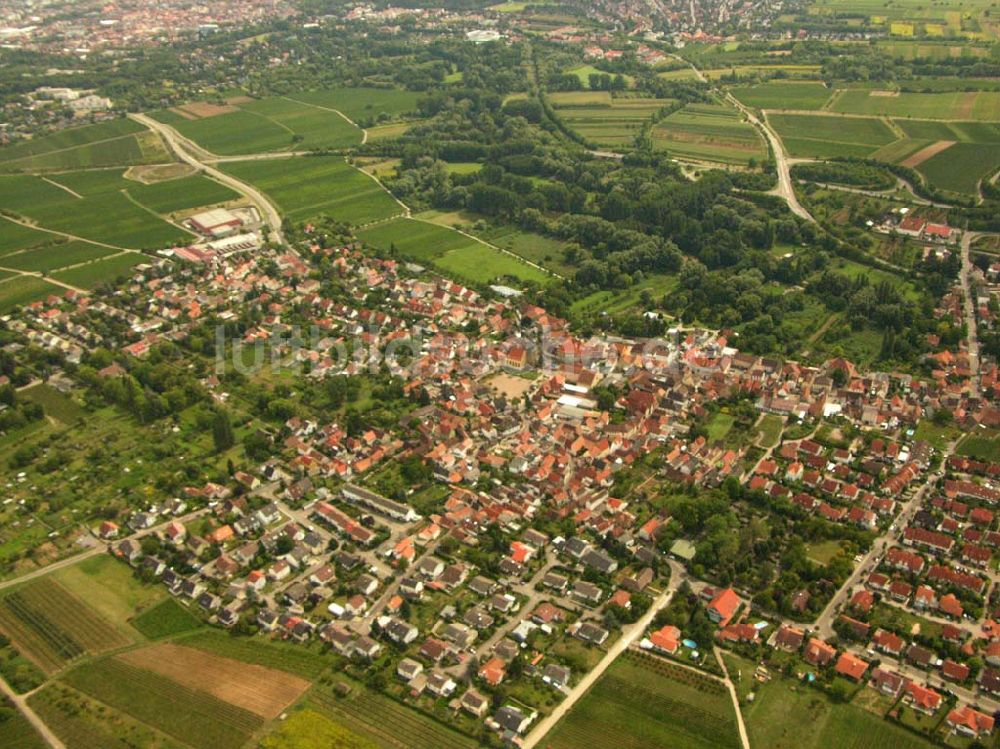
119, 643, 309, 718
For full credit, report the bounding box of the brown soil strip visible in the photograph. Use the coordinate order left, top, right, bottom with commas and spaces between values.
901, 140, 955, 168
118, 643, 310, 718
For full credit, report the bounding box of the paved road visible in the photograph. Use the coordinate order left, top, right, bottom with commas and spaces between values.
521, 561, 685, 748
129, 113, 287, 247
960, 231, 984, 397
725, 94, 815, 223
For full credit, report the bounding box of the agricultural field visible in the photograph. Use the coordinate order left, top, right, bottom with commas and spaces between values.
652, 104, 767, 165
0, 172, 188, 249
130, 599, 203, 640
220, 156, 403, 225
51, 555, 168, 636
51, 252, 147, 289
261, 709, 377, 749
29, 683, 186, 749
548, 91, 671, 148
306, 678, 479, 749
0, 697, 45, 749
0, 119, 168, 172
153, 96, 363, 155
358, 217, 552, 285
0, 577, 132, 673
125, 173, 239, 214
543, 651, 741, 749
119, 642, 310, 718
475, 224, 577, 277
0, 240, 116, 273
0, 277, 64, 313
830, 89, 1000, 120
730, 82, 833, 111
176, 629, 335, 679
768, 112, 898, 159
61, 657, 265, 749
916, 141, 1000, 194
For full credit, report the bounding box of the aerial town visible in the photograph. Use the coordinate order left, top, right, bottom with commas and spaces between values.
0, 0, 999, 748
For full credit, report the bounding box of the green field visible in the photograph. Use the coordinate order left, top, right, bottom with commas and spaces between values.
220, 156, 402, 225
549, 92, 671, 148
176, 629, 333, 679
543, 651, 740, 749
19, 384, 85, 424
153, 97, 363, 155
125, 174, 238, 214
755, 414, 784, 447
0, 119, 166, 172
742, 664, 937, 749
731, 82, 833, 111
130, 599, 203, 640
956, 428, 1000, 462
1, 240, 115, 273
830, 89, 1000, 120
358, 218, 551, 285
29, 682, 184, 749
51, 253, 146, 289
261, 709, 377, 749
306, 678, 478, 749
0, 578, 131, 673
0, 173, 188, 249
769, 113, 897, 158
0, 277, 64, 313
916, 141, 1000, 194
62, 657, 263, 749
652, 103, 767, 164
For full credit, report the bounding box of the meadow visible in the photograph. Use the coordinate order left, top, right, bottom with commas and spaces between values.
740, 658, 938, 749
542, 651, 741, 749
220, 156, 403, 225
130, 598, 203, 640
358, 217, 551, 285
652, 104, 767, 165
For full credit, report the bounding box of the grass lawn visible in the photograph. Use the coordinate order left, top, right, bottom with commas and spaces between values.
543, 651, 740, 749
706, 412, 736, 442
756, 414, 784, 448
805, 539, 844, 565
